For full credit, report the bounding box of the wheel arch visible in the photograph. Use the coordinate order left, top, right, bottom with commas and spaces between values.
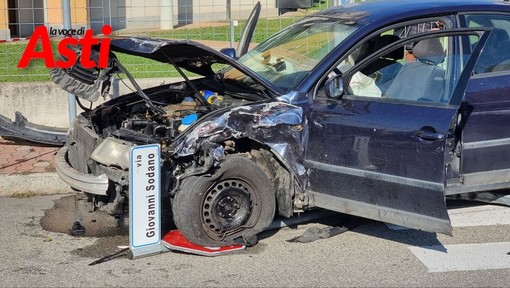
172, 150, 277, 246
228, 137, 300, 218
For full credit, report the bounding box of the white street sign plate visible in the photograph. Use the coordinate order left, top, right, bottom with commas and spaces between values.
129, 144, 161, 251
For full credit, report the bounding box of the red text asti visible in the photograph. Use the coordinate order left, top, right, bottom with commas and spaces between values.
17, 25, 112, 69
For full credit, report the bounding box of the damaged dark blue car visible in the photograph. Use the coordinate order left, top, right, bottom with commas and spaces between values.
45, 0, 510, 246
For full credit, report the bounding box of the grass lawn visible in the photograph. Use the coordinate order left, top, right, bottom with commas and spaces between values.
144, 17, 297, 44
0, 41, 56, 82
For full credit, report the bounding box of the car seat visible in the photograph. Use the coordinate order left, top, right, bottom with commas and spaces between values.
384, 38, 446, 102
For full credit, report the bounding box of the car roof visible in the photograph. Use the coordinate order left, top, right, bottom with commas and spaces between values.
313, 0, 510, 25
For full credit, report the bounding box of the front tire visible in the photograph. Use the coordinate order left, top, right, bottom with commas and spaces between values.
172, 155, 275, 247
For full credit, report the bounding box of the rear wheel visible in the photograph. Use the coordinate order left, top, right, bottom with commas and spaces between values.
172, 155, 275, 247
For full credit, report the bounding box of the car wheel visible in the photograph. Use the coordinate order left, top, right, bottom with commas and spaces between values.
172, 155, 275, 247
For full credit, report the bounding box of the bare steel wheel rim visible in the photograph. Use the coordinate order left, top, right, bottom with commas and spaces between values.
201, 179, 259, 240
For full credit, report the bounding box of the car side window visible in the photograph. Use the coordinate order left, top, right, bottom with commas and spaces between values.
346, 36, 451, 103
337, 33, 406, 97
316, 20, 457, 102
336, 34, 475, 105
466, 14, 510, 74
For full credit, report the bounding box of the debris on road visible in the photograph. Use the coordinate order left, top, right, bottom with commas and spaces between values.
287, 226, 348, 243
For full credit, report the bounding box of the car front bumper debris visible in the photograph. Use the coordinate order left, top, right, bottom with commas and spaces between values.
56, 146, 109, 195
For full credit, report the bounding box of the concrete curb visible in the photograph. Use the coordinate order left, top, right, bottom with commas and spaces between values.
0, 172, 71, 197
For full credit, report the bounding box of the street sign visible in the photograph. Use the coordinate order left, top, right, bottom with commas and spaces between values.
128, 144, 163, 259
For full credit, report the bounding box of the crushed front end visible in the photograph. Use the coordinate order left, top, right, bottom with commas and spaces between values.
53, 37, 311, 246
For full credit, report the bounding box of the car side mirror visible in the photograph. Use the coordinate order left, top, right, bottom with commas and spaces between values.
325, 75, 345, 99
220, 48, 237, 59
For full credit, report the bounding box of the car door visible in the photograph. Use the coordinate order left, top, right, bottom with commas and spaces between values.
304, 29, 490, 235
219, 1, 260, 58
236, 2, 261, 57
451, 14, 510, 192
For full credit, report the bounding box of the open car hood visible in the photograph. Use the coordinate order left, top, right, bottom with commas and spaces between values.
109, 2, 261, 73
109, 38, 233, 76
50, 37, 280, 103
109, 37, 279, 94
50, 2, 269, 103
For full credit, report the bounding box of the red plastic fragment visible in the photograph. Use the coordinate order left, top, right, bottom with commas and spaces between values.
161, 230, 245, 256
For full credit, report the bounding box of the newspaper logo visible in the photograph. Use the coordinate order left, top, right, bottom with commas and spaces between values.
17, 25, 112, 69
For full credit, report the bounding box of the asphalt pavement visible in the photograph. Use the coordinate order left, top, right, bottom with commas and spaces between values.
0, 193, 509, 287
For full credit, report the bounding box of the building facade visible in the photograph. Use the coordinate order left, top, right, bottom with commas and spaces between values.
0, 0, 279, 40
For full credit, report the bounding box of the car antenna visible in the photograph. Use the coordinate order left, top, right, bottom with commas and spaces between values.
161, 50, 211, 107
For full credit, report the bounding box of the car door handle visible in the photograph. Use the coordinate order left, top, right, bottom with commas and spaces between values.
415, 130, 444, 141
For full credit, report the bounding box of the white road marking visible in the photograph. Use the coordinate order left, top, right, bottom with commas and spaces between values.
386, 204, 510, 230
408, 242, 510, 273
384, 204, 510, 272
448, 204, 510, 227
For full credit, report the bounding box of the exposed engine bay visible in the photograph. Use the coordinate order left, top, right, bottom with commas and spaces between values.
69, 79, 260, 214
90, 83, 248, 145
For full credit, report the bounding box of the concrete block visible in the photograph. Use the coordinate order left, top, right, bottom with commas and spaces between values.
0, 77, 180, 128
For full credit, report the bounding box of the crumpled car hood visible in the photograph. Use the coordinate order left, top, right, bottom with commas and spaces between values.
110, 38, 228, 76
109, 37, 279, 95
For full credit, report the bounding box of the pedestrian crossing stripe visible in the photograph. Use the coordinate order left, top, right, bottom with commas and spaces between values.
408, 242, 510, 272
384, 204, 510, 273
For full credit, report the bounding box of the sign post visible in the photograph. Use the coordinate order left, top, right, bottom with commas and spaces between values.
127, 144, 164, 259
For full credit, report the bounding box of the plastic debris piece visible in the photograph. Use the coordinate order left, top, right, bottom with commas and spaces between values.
89, 247, 129, 266
70, 221, 85, 236
286, 226, 348, 243
162, 230, 245, 256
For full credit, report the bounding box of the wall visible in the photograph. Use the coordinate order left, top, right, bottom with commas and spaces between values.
0, 78, 178, 128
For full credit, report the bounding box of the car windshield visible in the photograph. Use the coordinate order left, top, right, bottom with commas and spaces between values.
222, 16, 363, 94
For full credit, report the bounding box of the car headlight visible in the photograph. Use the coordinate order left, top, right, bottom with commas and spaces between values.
90, 137, 132, 170
194, 118, 226, 138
